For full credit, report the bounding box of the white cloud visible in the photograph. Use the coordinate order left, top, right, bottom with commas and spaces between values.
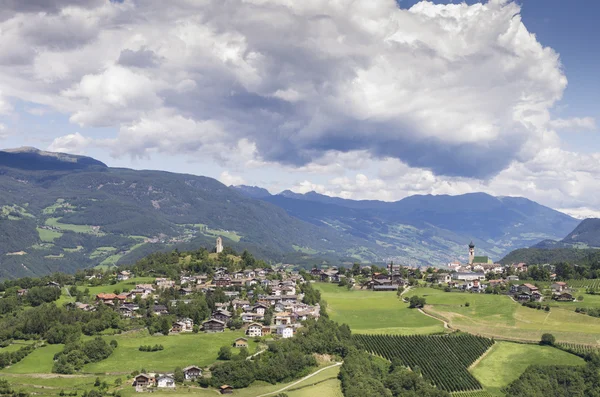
557, 208, 600, 220
0, 91, 12, 114
549, 117, 597, 132
219, 171, 245, 187
0, 0, 583, 179
0, 123, 7, 139
47, 132, 92, 154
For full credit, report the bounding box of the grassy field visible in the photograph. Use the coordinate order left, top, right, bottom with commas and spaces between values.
45, 217, 102, 235
36, 227, 63, 242
117, 364, 341, 397
470, 341, 585, 396
2, 344, 64, 374
79, 277, 155, 296
315, 283, 444, 334
414, 287, 600, 345
84, 330, 257, 374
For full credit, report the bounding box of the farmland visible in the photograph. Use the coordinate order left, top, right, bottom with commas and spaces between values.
355, 333, 493, 392
315, 283, 444, 334
470, 341, 585, 396
410, 287, 600, 345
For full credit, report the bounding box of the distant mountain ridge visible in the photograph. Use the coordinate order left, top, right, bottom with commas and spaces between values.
232, 186, 579, 266
0, 147, 581, 279
500, 218, 600, 264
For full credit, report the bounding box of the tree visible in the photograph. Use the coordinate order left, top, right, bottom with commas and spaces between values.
408, 296, 426, 309
540, 333, 555, 346
218, 346, 232, 360
174, 367, 184, 383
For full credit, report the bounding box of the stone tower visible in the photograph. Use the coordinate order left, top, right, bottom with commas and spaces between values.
468, 241, 475, 265
216, 236, 223, 254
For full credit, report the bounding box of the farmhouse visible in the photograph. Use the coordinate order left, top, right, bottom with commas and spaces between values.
219, 385, 233, 394
133, 374, 155, 387
234, 337, 248, 348
156, 374, 175, 388
202, 319, 225, 333
152, 305, 169, 316
519, 283, 539, 294
554, 292, 575, 301
551, 282, 568, 292
155, 278, 175, 289
246, 322, 263, 337
183, 366, 202, 380
117, 271, 131, 281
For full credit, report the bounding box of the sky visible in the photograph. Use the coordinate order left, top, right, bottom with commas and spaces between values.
0, 0, 599, 218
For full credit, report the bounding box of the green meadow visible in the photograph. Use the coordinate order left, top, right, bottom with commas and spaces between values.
412, 287, 600, 345
2, 344, 64, 374
470, 341, 585, 396
84, 330, 256, 374
79, 277, 155, 296
315, 283, 444, 334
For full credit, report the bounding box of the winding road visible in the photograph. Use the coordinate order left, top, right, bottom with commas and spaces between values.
255, 362, 342, 397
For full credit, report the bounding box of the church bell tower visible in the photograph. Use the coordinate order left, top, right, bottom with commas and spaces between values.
468, 241, 475, 265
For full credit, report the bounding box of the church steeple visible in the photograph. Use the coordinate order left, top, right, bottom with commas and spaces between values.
468, 241, 475, 265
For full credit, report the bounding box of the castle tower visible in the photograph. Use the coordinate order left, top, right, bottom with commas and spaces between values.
216, 237, 223, 254
468, 241, 475, 265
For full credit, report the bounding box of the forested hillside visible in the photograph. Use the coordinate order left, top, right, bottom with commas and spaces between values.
235, 186, 578, 265
0, 148, 368, 278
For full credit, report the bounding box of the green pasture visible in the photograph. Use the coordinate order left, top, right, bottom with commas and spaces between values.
315, 283, 444, 334
80, 277, 155, 296
470, 341, 584, 395
90, 247, 117, 258
2, 344, 64, 374
37, 227, 63, 242
414, 287, 600, 345
84, 329, 256, 374
45, 217, 101, 235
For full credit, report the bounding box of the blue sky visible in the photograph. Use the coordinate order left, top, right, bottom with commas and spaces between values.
0, 0, 598, 216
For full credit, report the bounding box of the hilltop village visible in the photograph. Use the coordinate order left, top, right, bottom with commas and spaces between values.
0, 237, 597, 396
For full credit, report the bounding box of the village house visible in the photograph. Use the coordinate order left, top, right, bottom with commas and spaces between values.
232, 299, 250, 311
155, 278, 175, 289
246, 322, 263, 337
96, 293, 127, 305
156, 374, 175, 388
519, 283, 539, 294
183, 366, 202, 380
452, 272, 486, 281
551, 282, 568, 292
234, 337, 249, 348
202, 319, 225, 333
219, 385, 234, 394
117, 271, 131, 281
275, 312, 292, 325
554, 291, 575, 301
47, 281, 61, 288
133, 374, 155, 387
215, 277, 231, 288
171, 318, 194, 333
241, 312, 264, 323
212, 309, 232, 324
179, 287, 193, 296
152, 304, 169, 316
17, 289, 28, 297
276, 325, 294, 339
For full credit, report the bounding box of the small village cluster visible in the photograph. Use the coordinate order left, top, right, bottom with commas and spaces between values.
85, 266, 319, 339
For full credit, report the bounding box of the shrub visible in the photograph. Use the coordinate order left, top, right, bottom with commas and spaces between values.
540, 333, 555, 346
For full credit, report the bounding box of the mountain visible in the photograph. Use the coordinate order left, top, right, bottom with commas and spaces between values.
500, 218, 600, 264
233, 188, 579, 266
231, 185, 272, 199
0, 147, 580, 279
0, 148, 372, 279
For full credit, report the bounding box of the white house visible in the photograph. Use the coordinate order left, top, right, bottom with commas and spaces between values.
117, 271, 131, 281
156, 375, 175, 388
246, 323, 263, 337
276, 325, 294, 339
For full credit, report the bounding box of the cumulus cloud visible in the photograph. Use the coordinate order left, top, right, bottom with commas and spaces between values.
0, 123, 7, 139
549, 117, 597, 132
0, 91, 12, 114
47, 132, 92, 154
219, 171, 245, 187
0, 0, 582, 179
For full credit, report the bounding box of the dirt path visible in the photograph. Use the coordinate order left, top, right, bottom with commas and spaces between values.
468, 342, 497, 370
255, 362, 342, 397
418, 308, 451, 329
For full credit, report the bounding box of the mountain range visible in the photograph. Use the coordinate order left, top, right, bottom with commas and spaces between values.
0, 147, 584, 279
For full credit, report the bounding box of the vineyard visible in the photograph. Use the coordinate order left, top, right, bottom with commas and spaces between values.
557, 342, 600, 357
355, 333, 494, 392
452, 391, 496, 397
552, 279, 600, 289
